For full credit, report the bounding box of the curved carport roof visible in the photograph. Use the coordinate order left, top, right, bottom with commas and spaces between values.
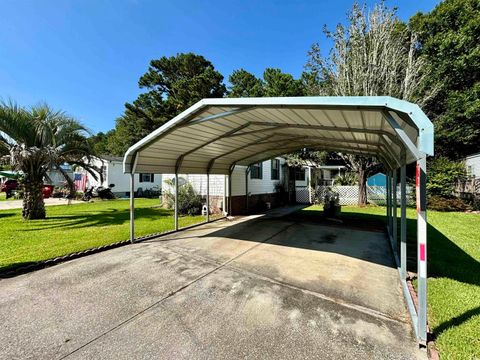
123, 96, 433, 175
122, 96, 433, 344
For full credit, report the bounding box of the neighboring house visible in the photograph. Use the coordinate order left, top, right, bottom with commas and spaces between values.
47, 164, 73, 187
0, 166, 72, 187
465, 152, 480, 178
318, 165, 346, 185
457, 152, 480, 197
83, 156, 162, 197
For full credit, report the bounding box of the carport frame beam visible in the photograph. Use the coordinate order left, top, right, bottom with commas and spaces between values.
174, 173, 179, 231
223, 175, 227, 215
129, 173, 134, 243
228, 168, 233, 215
386, 172, 391, 235
416, 156, 428, 343
393, 169, 398, 257
400, 162, 407, 279
206, 173, 210, 223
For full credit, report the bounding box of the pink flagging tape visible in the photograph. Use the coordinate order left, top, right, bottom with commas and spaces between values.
420, 243, 426, 261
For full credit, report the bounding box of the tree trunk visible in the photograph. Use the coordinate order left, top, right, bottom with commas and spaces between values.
357, 169, 367, 206
22, 180, 46, 219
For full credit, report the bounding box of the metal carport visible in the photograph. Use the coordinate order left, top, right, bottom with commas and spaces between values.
123, 96, 433, 344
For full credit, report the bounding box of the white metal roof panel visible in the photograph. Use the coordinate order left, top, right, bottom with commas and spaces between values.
124, 96, 434, 175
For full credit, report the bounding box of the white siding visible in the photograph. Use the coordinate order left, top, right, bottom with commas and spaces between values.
162, 157, 285, 197
466, 153, 480, 178
233, 158, 285, 196
231, 166, 246, 196
85, 158, 162, 195
162, 174, 225, 196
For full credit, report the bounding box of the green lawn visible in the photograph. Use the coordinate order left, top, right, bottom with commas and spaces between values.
295, 205, 480, 359
0, 198, 205, 273
0, 192, 6, 201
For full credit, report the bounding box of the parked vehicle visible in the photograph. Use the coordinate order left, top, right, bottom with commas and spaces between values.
0, 179, 19, 198
82, 186, 95, 202
0, 180, 54, 199
42, 185, 54, 199
97, 185, 116, 200
82, 184, 116, 201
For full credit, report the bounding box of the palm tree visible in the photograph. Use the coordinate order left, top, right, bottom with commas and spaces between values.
0, 102, 100, 219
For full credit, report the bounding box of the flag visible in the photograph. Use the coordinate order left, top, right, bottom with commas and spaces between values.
74, 173, 87, 192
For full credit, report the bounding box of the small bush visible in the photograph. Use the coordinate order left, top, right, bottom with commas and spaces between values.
427, 195, 471, 212
334, 172, 357, 185
163, 181, 203, 216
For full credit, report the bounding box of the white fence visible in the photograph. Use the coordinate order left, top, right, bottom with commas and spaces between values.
295, 187, 311, 204
314, 185, 413, 206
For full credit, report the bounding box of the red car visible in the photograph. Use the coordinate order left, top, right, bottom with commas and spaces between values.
1, 180, 54, 199
0, 179, 18, 198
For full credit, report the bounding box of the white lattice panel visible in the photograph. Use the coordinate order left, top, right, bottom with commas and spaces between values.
296, 188, 311, 204
315, 185, 413, 206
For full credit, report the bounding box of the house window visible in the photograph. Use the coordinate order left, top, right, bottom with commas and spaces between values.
139, 173, 154, 183
271, 159, 280, 180
250, 163, 262, 179
295, 168, 305, 181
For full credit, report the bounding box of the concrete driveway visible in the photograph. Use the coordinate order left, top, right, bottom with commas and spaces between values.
0, 209, 423, 359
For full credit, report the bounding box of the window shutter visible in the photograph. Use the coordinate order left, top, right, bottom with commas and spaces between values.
139, 174, 143, 183
151, 174, 154, 182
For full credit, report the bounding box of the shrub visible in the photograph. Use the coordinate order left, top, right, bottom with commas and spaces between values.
427, 157, 466, 198
163, 180, 203, 216
427, 195, 471, 212
334, 172, 357, 185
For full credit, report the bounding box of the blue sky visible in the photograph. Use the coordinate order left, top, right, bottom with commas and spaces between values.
0, 0, 440, 134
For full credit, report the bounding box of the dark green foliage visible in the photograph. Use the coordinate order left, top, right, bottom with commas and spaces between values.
107, 53, 226, 155
427, 195, 471, 212
164, 180, 204, 216
284, 149, 327, 167
228, 69, 264, 97
427, 157, 467, 198
334, 172, 357, 186
228, 68, 305, 98
0, 102, 99, 219
88, 130, 114, 156
410, 0, 480, 158
263, 68, 305, 97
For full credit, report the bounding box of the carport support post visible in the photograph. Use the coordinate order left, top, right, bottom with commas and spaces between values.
174, 173, 179, 231
223, 175, 227, 215
400, 163, 407, 279
416, 156, 428, 343
228, 170, 233, 215
389, 171, 393, 235
245, 166, 250, 213
393, 169, 398, 253
206, 173, 210, 223
386, 172, 391, 235
129, 173, 134, 243
308, 166, 313, 204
